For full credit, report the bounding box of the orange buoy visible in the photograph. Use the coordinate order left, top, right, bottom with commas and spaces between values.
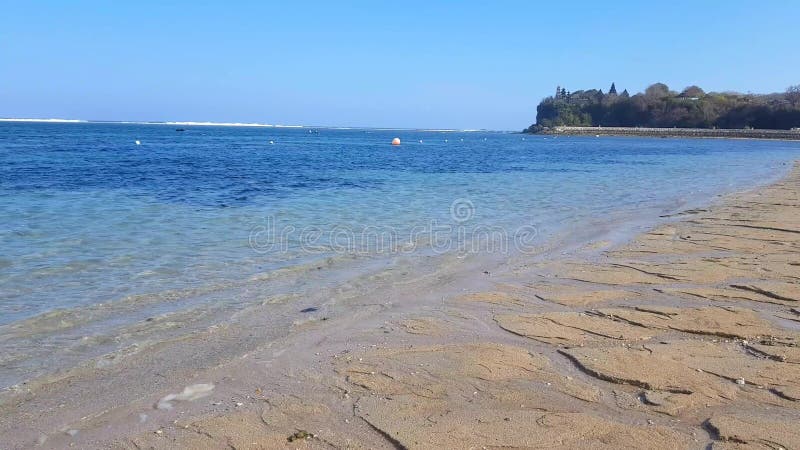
391, 137, 401, 146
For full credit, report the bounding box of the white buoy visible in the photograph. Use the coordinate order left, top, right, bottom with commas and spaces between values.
269, 140, 274, 144
391, 137, 401, 146
444, 139, 448, 143
418, 139, 423, 143
135, 140, 141, 145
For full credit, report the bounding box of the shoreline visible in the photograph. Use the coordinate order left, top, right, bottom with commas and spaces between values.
528, 126, 800, 140
4, 161, 788, 391
1, 163, 799, 448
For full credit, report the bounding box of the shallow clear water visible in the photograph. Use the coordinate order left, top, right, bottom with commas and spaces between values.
2, 122, 800, 328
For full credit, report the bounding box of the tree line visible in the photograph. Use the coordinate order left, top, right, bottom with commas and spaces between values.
525, 83, 800, 132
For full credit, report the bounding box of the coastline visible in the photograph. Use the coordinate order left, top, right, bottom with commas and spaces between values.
529, 126, 800, 140
1, 163, 799, 448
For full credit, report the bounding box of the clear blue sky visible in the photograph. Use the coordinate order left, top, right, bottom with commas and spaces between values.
1, 1, 798, 130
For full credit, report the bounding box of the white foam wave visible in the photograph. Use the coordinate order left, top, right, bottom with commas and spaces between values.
0, 118, 87, 123
164, 121, 276, 127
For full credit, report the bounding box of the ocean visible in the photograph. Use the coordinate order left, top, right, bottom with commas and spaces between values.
1, 121, 799, 388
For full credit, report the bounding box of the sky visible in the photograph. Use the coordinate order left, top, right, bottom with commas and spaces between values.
1, 1, 798, 130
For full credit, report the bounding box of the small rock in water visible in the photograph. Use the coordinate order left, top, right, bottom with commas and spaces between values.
288, 430, 313, 442
641, 390, 668, 406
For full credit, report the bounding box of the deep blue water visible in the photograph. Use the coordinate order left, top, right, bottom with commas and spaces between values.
2, 121, 800, 325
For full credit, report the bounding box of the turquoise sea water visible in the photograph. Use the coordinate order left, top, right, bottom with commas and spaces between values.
2, 122, 800, 328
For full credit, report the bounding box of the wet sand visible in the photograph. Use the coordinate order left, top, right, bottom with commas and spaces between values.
2, 164, 799, 449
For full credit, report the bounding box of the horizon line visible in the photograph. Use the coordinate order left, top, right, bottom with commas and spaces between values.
0, 118, 503, 133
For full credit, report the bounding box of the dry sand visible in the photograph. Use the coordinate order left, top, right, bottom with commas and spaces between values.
1, 163, 799, 449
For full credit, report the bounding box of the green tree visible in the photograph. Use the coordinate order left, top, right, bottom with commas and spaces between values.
788, 85, 800, 107
680, 86, 705, 98
645, 83, 670, 99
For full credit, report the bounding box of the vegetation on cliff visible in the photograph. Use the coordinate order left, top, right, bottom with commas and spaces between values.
525, 83, 800, 132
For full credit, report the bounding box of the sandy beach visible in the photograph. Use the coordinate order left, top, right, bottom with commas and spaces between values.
1, 162, 799, 449
4, 1, 799, 448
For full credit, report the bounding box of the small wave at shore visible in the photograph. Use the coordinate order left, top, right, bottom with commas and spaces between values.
0, 248, 420, 390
